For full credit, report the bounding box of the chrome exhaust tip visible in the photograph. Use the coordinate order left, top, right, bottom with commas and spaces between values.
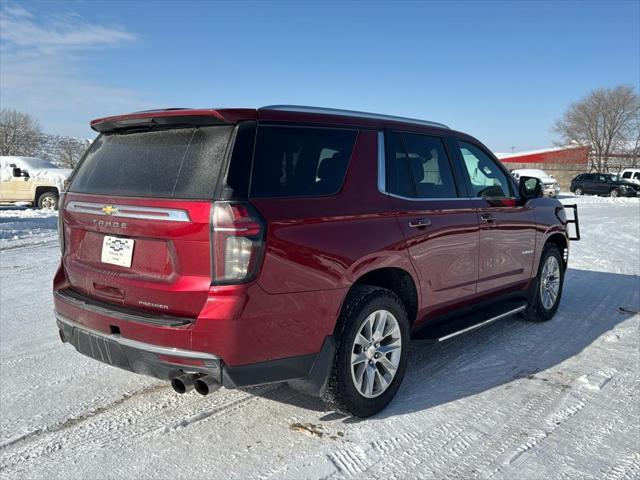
194, 375, 222, 396
170, 373, 203, 394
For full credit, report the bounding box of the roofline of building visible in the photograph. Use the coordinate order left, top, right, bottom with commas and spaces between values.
495, 144, 590, 160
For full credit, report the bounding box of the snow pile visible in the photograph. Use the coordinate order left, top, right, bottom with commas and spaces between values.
559, 192, 640, 205
0, 206, 58, 248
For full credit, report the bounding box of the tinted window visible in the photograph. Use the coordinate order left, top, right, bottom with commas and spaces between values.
622, 172, 632, 179
385, 132, 457, 199
250, 126, 356, 198
583, 174, 595, 180
634, 173, 640, 180
457, 141, 511, 198
70, 126, 233, 199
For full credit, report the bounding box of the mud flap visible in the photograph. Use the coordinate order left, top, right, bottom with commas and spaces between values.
287, 336, 336, 397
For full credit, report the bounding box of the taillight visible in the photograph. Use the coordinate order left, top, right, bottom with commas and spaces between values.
58, 193, 65, 254
211, 201, 265, 284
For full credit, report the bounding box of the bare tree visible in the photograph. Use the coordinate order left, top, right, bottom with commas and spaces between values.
553, 85, 640, 172
624, 109, 640, 168
58, 138, 89, 168
0, 109, 44, 156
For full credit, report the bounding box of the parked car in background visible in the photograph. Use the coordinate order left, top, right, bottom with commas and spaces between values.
620, 168, 640, 186
570, 173, 638, 197
54, 105, 576, 417
0, 156, 72, 209
511, 169, 560, 197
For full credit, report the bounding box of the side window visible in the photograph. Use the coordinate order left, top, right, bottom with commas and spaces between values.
385, 132, 457, 199
457, 141, 512, 198
583, 174, 594, 180
622, 172, 632, 179
250, 126, 357, 198
634, 172, 640, 180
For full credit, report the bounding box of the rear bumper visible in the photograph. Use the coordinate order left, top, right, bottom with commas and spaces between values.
56, 312, 222, 380
56, 311, 335, 396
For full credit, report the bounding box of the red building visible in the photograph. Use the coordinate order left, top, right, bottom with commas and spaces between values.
496, 145, 591, 189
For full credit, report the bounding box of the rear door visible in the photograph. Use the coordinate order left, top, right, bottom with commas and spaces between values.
582, 173, 597, 193
595, 174, 612, 194
382, 130, 479, 319
61, 124, 234, 318
452, 139, 536, 295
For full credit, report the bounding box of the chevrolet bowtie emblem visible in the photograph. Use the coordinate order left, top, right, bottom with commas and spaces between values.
102, 205, 118, 216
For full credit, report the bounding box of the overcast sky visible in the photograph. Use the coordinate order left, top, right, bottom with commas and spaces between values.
1, 0, 638, 152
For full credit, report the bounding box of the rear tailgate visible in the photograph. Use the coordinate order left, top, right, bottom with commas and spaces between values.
61, 193, 212, 318
59, 123, 235, 319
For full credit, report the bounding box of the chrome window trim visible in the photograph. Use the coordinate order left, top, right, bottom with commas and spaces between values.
67, 201, 190, 222
55, 312, 219, 361
377, 130, 477, 202
377, 131, 386, 194
261, 105, 450, 129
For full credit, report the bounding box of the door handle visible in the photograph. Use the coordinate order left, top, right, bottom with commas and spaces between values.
480, 213, 495, 223
409, 218, 431, 228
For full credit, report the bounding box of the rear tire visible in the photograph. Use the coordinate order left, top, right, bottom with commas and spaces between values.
610, 188, 620, 198
522, 243, 564, 322
322, 286, 410, 417
37, 192, 58, 210
574, 187, 583, 196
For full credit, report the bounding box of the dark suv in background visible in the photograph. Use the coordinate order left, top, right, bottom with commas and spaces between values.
570, 172, 638, 197
54, 106, 575, 417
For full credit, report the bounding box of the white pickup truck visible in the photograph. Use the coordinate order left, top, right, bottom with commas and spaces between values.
0, 156, 72, 210
511, 168, 561, 197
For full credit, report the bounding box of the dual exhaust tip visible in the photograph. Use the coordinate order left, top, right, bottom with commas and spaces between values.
171, 373, 221, 396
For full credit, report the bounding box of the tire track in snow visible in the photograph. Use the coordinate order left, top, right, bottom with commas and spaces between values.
0, 384, 290, 474
0, 383, 168, 451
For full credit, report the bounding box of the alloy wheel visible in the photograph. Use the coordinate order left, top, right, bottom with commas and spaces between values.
540, 256, 561, 310
350, 309, 402, 398
41, 196, 56, 209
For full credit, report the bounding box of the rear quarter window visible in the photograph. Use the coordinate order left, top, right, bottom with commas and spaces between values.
250, 126, 357, 198
70, 126, 233, 199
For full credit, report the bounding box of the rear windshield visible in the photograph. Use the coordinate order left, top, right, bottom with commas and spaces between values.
70, 126, 233, 199
250, 126, 357, 198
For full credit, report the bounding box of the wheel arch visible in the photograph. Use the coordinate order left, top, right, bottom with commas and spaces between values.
34, 186, 59, 203
545, 232, 568, 270
340, 267, 419, 328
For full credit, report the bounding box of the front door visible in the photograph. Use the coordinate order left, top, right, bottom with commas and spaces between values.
382, 131, 479, 321
453, 140, 536, 295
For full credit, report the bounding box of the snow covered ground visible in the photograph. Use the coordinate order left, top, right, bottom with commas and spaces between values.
0, 205, 58, 249
0, 196, 639, 479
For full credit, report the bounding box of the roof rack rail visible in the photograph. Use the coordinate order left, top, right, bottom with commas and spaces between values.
259, 105, 449, 129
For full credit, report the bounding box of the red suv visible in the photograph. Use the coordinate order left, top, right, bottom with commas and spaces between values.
54, 106, 576, 417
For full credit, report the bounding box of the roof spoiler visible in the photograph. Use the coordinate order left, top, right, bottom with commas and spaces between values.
90, 109, 230, 133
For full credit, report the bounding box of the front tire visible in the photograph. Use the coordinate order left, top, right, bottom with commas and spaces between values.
37, 192, 58, 210
322, 286, 410, 417
522, 243, 564, 322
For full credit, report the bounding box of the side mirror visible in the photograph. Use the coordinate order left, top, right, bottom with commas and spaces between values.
12, 167, 21, 177
519, 176, 543, 201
